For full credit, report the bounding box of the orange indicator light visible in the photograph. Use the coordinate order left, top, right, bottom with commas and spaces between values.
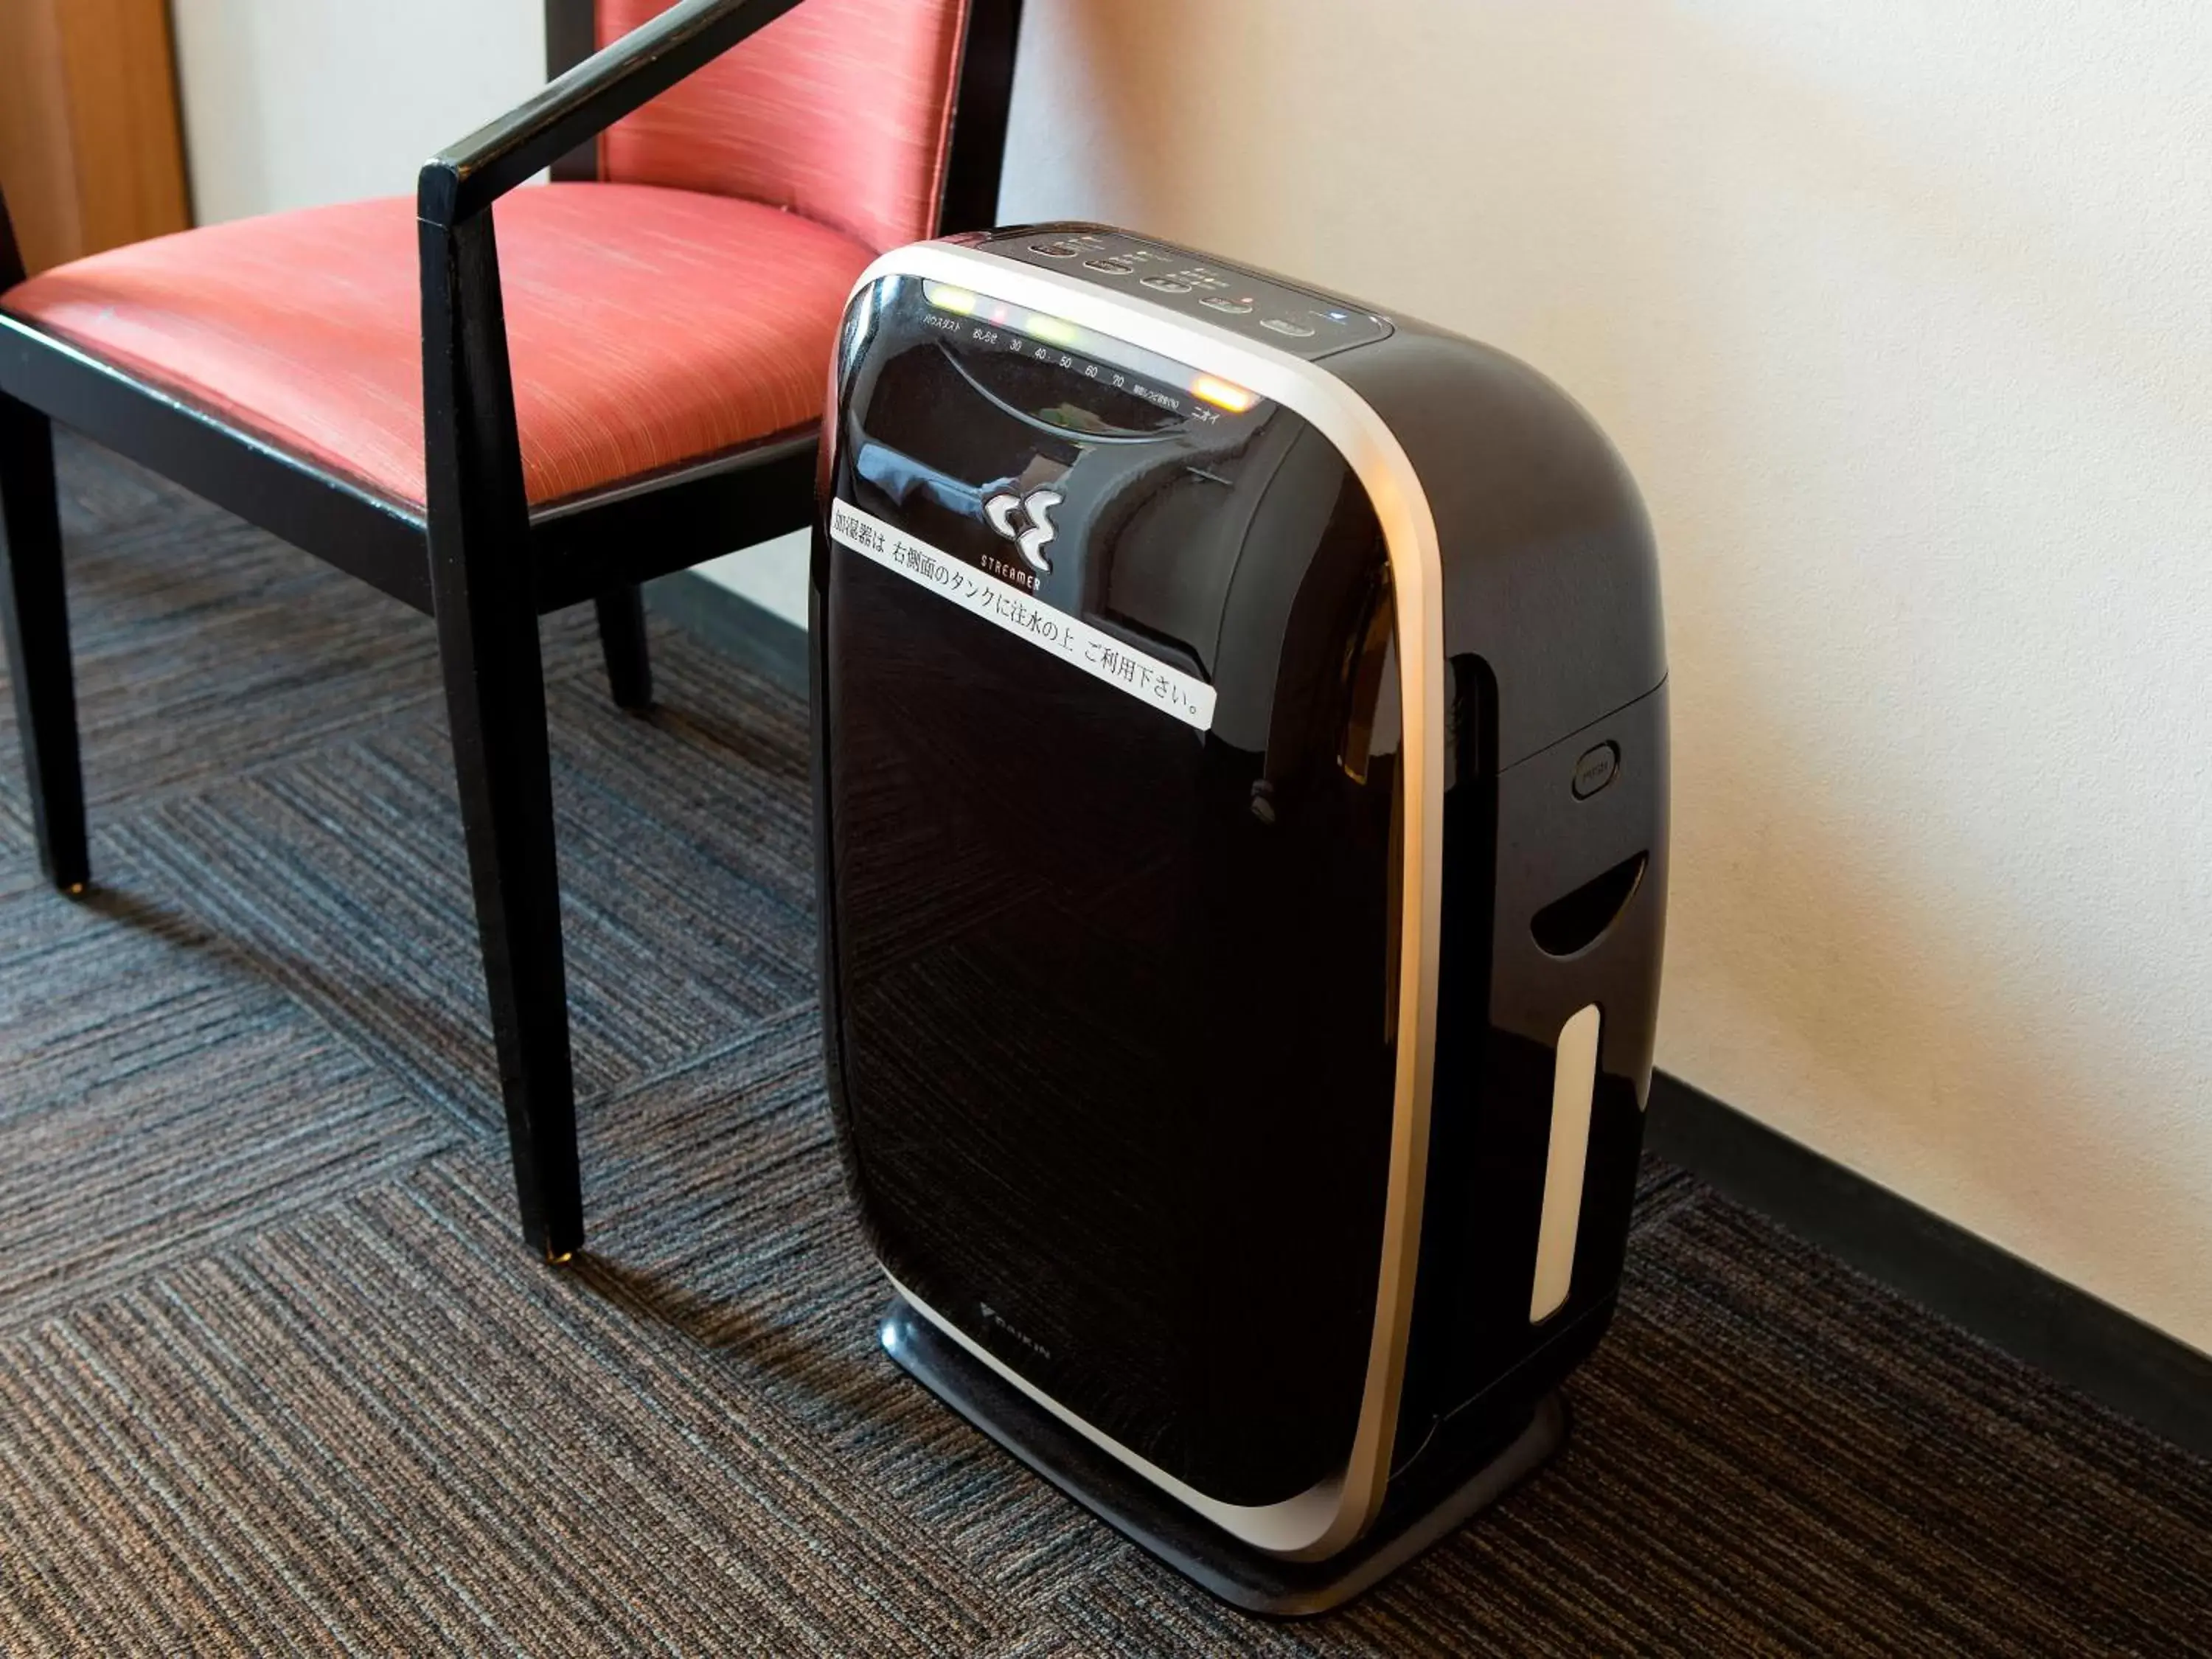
1190, 374, 1259, 413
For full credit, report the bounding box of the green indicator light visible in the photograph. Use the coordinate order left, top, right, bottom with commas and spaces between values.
1024, 313, 1079, 347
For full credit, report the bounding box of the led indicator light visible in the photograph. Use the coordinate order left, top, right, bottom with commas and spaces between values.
1190, 374, 1259, 413
1024, 313, 1080, 347
924, 282, 978, 314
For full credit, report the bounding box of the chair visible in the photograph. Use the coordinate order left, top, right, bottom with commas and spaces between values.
0, 0, 1024, 1260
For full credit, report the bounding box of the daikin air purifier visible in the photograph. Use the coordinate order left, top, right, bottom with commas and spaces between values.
810, 224, 1667, 1613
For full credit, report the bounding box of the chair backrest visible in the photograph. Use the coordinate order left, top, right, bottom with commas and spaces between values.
554, 0, 1011, 254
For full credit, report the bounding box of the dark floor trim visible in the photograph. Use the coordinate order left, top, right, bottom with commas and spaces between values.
650, 571, 2212, 1467
645, 569, 809, 701
1647, 1073, 2212, 1462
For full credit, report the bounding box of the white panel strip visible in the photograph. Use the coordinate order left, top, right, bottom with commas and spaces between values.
1531, 1004, 1602, 1324
827, 498, 1217, 731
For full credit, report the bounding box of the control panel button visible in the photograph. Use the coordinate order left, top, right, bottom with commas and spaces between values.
982, 228, 1394, 355
1571, 742, 1619, 799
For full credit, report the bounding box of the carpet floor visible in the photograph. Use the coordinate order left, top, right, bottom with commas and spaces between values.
0, 435, 2206, 1656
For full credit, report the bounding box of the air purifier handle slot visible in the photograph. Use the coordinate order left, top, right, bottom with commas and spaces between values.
1529, 852, 1649, 959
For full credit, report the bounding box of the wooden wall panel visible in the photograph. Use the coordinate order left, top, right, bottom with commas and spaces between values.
0, 0, 83, 274
0, 0, 190, 276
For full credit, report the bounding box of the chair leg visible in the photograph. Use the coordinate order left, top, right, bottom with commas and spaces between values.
0, 395, 88, 893
436, 591, 584, 1259
594, 584, 653, 712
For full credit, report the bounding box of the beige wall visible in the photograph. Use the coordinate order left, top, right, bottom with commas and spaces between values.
990, 0, 2212, 1352
171, 0, 543, 224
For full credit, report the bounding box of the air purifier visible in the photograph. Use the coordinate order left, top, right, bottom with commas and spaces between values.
809, 224, 1667, 1613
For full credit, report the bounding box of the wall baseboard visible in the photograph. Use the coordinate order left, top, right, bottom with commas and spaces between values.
649, 567, 2212, 1467
1646, 1074, 2211, 1463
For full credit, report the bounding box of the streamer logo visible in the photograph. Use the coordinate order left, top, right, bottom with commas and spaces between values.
982, 487, 1063, 573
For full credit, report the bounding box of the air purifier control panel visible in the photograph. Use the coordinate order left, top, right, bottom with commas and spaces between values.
981, 225, 1393, 358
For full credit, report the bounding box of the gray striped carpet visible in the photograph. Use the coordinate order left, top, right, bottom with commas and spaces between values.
1, 433, 2206, 1655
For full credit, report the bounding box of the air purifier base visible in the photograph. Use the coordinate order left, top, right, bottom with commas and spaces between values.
879, 1295, 1568, 1618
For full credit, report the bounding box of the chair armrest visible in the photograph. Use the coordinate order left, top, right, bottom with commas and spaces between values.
414, 0, 815, 615
418, 0, 806, 227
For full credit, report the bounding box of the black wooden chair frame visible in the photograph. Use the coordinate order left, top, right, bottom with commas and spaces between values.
0, 0, 1023, 1258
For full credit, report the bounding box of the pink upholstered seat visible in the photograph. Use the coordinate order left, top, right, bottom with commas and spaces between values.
0, 184, 876, 509
0, 0, 973, 512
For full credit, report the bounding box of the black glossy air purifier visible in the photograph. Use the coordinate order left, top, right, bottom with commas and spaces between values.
810, 224, 1667, 1614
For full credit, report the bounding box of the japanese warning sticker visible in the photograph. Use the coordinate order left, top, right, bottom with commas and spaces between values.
828, 498, 1217, 733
